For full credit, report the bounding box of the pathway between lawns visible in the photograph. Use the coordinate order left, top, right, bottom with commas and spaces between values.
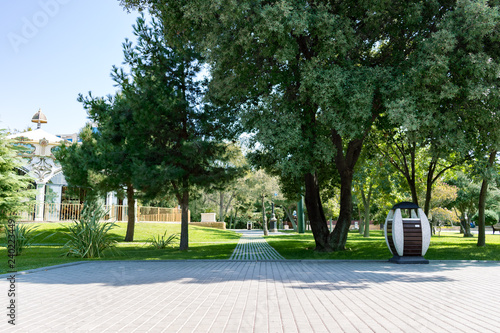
229, 230, 285, 260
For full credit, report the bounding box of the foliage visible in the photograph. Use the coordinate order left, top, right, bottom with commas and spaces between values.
148, 230, 179, 249
61, 200, 118, 258
3, 222, 38, 255
353, 148, 395, 237
471, 210, 499, 226
430, 182, 458, 209
109, 15, 243, 250
57, 94, 139, 242
201, 142, 249, 222
0, 129, 35, 222
120, 0, 500, 251
430, 207, 460, 226
446, 171, 481, 222
243, 169, 283, 235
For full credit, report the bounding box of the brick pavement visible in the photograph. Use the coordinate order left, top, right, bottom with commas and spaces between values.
2, 259, 499, 332
229, 231, 285, 260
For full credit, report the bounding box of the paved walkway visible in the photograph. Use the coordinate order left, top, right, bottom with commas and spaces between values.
229, 230, 285, 260
2, 259, 499, 332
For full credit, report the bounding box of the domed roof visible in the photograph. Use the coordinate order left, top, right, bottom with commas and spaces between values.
31, 108, 48, 124
7, 128, 64, 144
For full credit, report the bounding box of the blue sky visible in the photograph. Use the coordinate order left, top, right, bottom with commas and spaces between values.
0, 0, 141, 135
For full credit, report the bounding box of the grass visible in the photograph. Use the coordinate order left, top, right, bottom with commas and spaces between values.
0, 222, 241, 274
2, 225, 499, 274
266, 230, 500, 261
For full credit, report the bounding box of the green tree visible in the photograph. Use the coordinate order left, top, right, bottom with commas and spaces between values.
244, 169, 282, 235
81, 94, 139, 242
112, 15, 242, 250
431, 1, 500, 247
121, 0, 500, 252
353, 149, 394, 237
475, 152, 499, 245
56, 111, 138, 242
471, 209, 499, 226
203, 142, 247, 222
0, 129, 34, 222
447, 171, 481, 237
372, 127, 466, 216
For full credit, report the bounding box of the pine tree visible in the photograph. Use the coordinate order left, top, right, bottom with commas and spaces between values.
0, 129, 34, 222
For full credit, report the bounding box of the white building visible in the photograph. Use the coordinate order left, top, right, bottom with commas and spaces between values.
7, 109, 74, 221
8, 109, 180, 223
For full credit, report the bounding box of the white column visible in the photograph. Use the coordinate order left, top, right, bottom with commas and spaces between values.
35, 182, 46, 221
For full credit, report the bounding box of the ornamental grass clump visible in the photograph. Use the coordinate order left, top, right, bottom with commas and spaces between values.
148, 230, 179, 249
62, 200, 118, 258
3, 221, 38, 256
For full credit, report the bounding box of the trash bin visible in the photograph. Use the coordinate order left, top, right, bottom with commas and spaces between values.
247, 221, 252, 230
384, 202, 431, 264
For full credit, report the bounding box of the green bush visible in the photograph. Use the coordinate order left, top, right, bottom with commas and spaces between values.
61, 200, 118, 258
148, 230, 178, 249
471, 210, 499, 226
3, 221, 38, 255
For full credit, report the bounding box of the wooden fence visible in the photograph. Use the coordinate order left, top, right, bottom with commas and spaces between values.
14, 203, 185, 223
138, 206, 186, 222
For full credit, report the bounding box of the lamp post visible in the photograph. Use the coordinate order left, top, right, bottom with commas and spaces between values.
297, 195, 305, 234
269, 202, 278, 233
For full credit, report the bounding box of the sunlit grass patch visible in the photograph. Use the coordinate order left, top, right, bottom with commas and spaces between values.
0, 223, 241, 273
266, 230, 500, 261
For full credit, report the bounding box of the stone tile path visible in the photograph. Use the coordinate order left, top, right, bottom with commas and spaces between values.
2, 260, 499, 332
229, 230, 285, 260
2, 230, 499, 332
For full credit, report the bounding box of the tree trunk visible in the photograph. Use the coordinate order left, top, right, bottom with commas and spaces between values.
477, 178, 488, 247
361, 185, 372, 238
329, 173, 354, 251
424, 176, 432, 216
124, 184, 135, 242
407, 175, 419, 206
233, 209, 238, 229
358, 203, 364, 235
423, 156, 438, 216
284, 206, 297, 231
363, 201, 370, 238
328, 130, 365, 251
464, 213, 473, 237
262, 195, 268, 236
180, 189, 189, 250
304, 172, 331, 251
477, 151, 496, 247
219, 191, 224, 222
464, 212, 473, 237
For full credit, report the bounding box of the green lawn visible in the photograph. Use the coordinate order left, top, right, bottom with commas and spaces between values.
2, 225, 499, 274
266, 230, 500, 261
0, 222, 241, 274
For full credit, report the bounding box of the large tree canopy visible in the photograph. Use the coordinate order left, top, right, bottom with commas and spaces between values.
121, 0, 500, 251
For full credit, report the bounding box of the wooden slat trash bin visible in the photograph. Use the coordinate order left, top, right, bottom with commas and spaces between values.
384, 202, 431, 264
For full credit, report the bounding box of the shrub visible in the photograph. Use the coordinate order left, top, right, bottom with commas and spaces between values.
3, 221, 38, 255
471, 210, 499, 226
148, 230, 178, 249
62, 200, 118, 258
